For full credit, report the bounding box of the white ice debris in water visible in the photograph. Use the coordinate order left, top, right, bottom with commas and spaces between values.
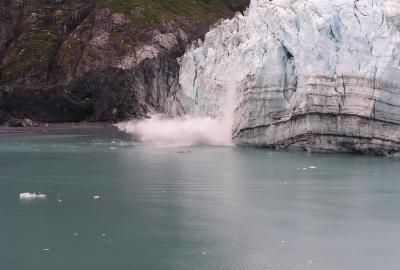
73, 233, 78, 237
280, 240, 286, 244
19, 193, 47, 200
93, 195, 100, 199
309, 166, 317, 169
43, 248, 50, 251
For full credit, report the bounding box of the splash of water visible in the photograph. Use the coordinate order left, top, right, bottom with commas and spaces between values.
117, 115, 233, 146
118, 62, 238, 147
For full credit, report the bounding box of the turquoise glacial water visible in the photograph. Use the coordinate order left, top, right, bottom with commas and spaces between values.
0, 129, 399, 270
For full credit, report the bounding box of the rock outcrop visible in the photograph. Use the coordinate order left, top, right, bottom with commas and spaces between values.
0, 0, 248, 124
177, 0, 400, 155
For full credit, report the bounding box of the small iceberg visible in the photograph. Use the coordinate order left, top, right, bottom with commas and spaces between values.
19, 193, 47, 200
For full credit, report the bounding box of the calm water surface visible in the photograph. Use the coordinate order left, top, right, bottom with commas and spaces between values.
0, 129, 399, 270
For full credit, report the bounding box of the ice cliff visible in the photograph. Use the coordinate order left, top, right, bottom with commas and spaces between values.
176, 0, 400, 154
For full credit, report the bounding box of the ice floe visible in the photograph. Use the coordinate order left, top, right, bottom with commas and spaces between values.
19, 193, 47, 200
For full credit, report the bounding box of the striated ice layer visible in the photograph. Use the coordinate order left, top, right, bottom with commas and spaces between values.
176, 0, 400, 154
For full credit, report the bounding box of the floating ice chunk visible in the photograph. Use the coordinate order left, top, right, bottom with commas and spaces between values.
302, 168, 307, 170
280, 240, 286, 244
309, 166, 317, 169
73, 233, 78, 237
202, 251, 206, 255
43, 248, 50, 251
19, 193, 47, 200
93, 195, 100, 199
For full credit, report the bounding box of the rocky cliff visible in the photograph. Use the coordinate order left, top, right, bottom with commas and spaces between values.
0, 0, 248, 124
177, 0, 400, 155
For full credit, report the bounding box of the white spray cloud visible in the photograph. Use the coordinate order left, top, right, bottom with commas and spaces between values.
118, 57, 238, 147
117, 114, 233, 147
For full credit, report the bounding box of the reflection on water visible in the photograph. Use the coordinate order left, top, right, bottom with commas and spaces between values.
0, 129, 400, 270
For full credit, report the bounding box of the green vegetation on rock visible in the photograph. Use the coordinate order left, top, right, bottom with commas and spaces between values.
97, 0, 247, 27
0, 0, 248, 85
2, 29, 61, 81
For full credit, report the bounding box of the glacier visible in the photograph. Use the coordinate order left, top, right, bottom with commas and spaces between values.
175, 0, 400, 154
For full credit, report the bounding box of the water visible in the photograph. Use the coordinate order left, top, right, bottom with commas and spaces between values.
1, 129, 400, 270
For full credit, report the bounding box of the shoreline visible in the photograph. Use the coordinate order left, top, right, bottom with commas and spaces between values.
0, 122, 118, 134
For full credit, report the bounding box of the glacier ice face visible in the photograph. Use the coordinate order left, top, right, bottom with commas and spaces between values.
176, 0, 400, 154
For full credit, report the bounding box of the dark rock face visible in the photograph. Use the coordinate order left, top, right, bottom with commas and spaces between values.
0, 1, 14, 56
0, 0, 249, 123
1, 0, 97, 86
0, 50, 183, 122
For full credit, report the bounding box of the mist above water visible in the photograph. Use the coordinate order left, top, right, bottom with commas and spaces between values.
117, 115, 233, 146
118, 61, 238, 147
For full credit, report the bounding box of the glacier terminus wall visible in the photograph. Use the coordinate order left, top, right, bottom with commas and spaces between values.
176, 0, 400, 154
